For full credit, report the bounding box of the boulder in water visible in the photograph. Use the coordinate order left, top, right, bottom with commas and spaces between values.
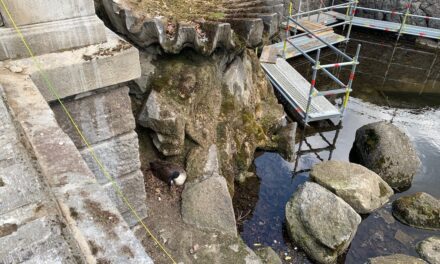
392, 192, 440, 231
350, 121, 421, 192
310, 161, 394, 214
417, 236, 440, 264
285, 182, 361, 264
367, 254, 427, 264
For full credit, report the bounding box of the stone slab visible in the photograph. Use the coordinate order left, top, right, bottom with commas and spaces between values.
0, 0, 95, 26
0, 73, 152, 263
0, 15, 107, 61
0, 88, 81, 263
0, 214, 77, 264
103, 170, 148, 227
2, 29, 141, 101
52, 86, 135, 148
80, 131, 141, 184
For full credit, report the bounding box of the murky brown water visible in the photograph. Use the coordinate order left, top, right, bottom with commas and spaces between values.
237, 28, 440, 263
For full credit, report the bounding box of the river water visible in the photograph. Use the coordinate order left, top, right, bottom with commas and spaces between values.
236, 29, 440, 263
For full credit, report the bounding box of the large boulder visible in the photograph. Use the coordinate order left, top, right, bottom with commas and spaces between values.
367, 254, 428, 264
350, 121, 421, 192
417, 236, 440, 264
285, 182, 361, 264
310, 161, 394, 214
182, 145, 237, 236
182, 175, 237, 236
392, 192, 440, 231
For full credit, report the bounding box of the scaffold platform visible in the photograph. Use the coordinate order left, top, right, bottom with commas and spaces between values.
261, 58, 342, 122
326, 10, 440, 39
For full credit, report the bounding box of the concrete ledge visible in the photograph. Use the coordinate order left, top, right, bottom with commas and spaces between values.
0, 0, 95, 26
0, 15, 107, 61
4, 29, 141, 101
0, 72, 152, 263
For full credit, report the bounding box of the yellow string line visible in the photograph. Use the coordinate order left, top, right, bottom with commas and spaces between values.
0, 1, 176, 263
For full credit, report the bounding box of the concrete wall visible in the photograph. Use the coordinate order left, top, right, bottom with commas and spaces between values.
51, 86, 148, 226
0, 0, 95, 26
0, 0, 107, 60
344, 38, 440, 94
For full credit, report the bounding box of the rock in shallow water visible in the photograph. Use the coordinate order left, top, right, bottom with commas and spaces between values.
255, 247, 282, 264
392, 192, 440, 231
285, 182, 361, 264
367, 254, 428, 264
310, 160, 394, 214
350, 121, 421, 192
417, 236, 440, 264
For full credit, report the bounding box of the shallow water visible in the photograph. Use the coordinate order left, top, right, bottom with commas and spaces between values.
238, 29, 440, 263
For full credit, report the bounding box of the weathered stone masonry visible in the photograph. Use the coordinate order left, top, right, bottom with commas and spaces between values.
0, 0, 152, 262
52, 86, 148, 227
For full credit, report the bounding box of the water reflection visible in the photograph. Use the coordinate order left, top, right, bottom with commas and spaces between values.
293, 120, 343, 175
238, 98, 440, 263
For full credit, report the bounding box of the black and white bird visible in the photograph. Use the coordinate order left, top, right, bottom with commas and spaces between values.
150, 160, 187, 186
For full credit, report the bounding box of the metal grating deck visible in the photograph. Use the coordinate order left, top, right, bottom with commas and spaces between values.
326, 11, 440, 39
261, 58, 341, 122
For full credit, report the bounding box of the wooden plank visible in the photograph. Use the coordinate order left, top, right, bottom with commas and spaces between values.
267, 32, 346, 59
297, 19, 334, 35
260, 45, 278, 64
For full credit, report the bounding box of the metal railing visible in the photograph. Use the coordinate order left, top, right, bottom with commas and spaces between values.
282, 0, 361, 125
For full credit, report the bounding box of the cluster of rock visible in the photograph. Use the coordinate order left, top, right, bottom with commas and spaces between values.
132, 48, 296, 249
286, 161, 394, 263
285, 121, 439, 264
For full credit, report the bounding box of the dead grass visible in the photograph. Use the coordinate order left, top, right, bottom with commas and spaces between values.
126, 0, 225, 21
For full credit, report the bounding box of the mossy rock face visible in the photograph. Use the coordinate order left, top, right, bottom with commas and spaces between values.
349, 121, 421, 192
392, 192, 440, 231
138, 49, 287, 195
367, 254, 427, 264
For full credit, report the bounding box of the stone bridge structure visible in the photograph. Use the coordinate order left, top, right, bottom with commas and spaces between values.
0, 0, 152, 262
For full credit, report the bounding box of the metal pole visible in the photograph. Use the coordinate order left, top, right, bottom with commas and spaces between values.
345, 0, 358, 43
294, 0, 302, 36
340, 44, 361, 118
317, 0, 323, 22
419, 40, 440, 95
287, 39, 348, 87
342, 0, 352, 31
283, 2, 293, 59
397, 1, 412, 41
305, 49, 321, 125
307, 0, 310, 21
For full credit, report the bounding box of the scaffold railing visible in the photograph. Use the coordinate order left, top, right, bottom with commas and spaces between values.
278, 0, 361, 125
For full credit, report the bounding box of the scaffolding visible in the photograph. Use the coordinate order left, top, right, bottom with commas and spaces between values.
261, 0, 361, 125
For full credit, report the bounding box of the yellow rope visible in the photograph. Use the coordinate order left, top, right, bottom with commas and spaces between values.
0, 1, 177, 263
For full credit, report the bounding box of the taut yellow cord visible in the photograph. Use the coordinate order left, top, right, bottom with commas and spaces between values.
0, 1, 176, 263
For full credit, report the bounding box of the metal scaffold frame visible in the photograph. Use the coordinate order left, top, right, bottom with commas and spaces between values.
281, 0, 361, 126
